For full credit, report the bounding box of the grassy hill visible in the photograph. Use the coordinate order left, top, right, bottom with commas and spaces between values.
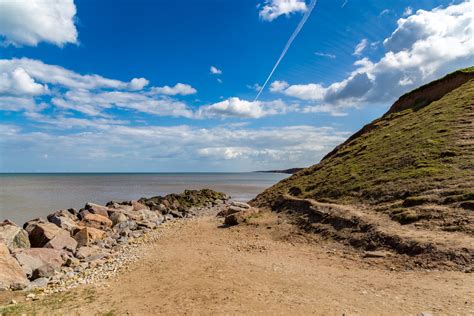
252, 67, 474, 233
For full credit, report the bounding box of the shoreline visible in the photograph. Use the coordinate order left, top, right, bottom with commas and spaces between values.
0, 189, 232, 294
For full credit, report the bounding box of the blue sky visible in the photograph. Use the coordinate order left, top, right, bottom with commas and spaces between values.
0, 0, 473, 172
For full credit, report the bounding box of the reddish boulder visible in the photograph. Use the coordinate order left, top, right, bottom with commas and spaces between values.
81, 213, 113, 229
73, 227, 105, 247
44, 230, 77, 252
85, 202, 110, 218
0, 244, 29, 290
13, 248, 65, 278
28, 222, 65, 247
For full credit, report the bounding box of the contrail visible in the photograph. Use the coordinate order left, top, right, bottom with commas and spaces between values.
254, 0, 318, 101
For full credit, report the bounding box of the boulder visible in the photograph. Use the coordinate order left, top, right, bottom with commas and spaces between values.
0, 220, 30, 250
131, 201, 148, 211
44, 230, 78, 252
110, 212, 128, 226
80, 213, 113, 229
13, 248, 64, 278
224, 209, 259, 226
0, 244, 29, 290
75, 246, 108, 261
31, 264, 55, 280
85, 202, 110, 218
73, 227, 105, 247
231, 201, 251, 209
48, 214, 79, 232
216, 205, 245, 218
28, 222, 67, 248
23, 218, 48, 234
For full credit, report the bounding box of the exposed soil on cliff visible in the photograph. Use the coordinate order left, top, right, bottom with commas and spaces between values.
1, 211, 472, 315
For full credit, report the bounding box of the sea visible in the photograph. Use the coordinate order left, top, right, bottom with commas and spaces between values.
0, 173, 288, 225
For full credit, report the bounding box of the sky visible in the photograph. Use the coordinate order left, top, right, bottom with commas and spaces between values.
0, 0, 473, 172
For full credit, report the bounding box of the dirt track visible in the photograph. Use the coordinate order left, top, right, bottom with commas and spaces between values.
1, 212, 473, 315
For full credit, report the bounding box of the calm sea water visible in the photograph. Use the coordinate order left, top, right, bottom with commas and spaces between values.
0, 173, 288, 225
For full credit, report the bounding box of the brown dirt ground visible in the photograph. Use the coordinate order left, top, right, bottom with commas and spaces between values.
1, 211, 473, 315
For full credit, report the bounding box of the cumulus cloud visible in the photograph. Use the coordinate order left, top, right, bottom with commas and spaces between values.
259, 0, 307, 22
210, 66, 222, 75
0, 68, 49, 96
353, 38, 368, 56
403, 7, 413, 17
128, 78, 149, 91
0, 0, 78, 47
151, 83, 197, 96
197, 97, 295, 119
271, 0, 474, 112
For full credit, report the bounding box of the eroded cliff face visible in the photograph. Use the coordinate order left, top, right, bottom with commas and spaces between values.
251, 67, 474, 232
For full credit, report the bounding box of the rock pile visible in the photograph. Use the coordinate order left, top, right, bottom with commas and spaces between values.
0, 189, 230, 292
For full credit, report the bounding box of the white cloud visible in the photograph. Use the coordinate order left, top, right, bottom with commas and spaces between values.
247, 83, 263, 91
353, 38, 368, 56
129, 78, 149, 91
197, 97, 295, 119
0, 122, 349, 171
269, 80, 289, 92
151, 83, 197, 96
259, 0, 307, 22
314, 52, 336, 59
379, 9, 390, 16
52, 90, 194, 118
210, 66, 222, 75
403, 7, 413, 17
0, 68, 49, 96
0, 0, 78, 47
271, 0, 474, 111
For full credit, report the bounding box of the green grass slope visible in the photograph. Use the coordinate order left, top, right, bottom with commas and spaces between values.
252, 68, 474, 232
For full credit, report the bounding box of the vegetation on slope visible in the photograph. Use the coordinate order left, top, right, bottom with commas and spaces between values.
252, 68, 474, 232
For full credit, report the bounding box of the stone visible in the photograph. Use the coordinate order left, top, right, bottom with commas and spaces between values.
363, 250, 392, 258
0, 220, 30, 250
26, 277, 49, 290
44, 230, 78, 252
75, 246, 107, 261
73, 227, 105, 247
23, 218, 48, 234
216, 205, 244, 218
224, 209, 259, 226
28, 222, 66, 247
110, 212, 128, 226
66, 256, 80, 267
85, 202, 110, 218
230, 201, 251, 209
131, 201, 148, 211
48, 215, 79, 232
80, 213, 113, 229
0, 244, 29, 290
13, 248, 65, 278
31, 264, 55, 280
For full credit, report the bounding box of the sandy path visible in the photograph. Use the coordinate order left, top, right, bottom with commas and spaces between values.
2, 212, 473, 315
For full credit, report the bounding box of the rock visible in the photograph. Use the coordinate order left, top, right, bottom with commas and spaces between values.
73, 227, 105, 247
48, 214, 79, 232
0, 244, 29, 290
28, 222, 67, 248
216, 205, 244, 218
131, 201, 148, 211
110, 212, 128, 226
66, 256, 80, 267
75, 246, 107, 261
363, 250, 392, 258
114, 220, 138, 232
224, 209, 259, 226
13, 248, 65, 278
26, 277, 49, 290
23, 218, 48, 234
80, 213, 113, 229
31, 264, 55, 279
231, 201, 251, 209
44, 230, 78, 252
0, 220, 30, 250
85, 202, 110, 218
